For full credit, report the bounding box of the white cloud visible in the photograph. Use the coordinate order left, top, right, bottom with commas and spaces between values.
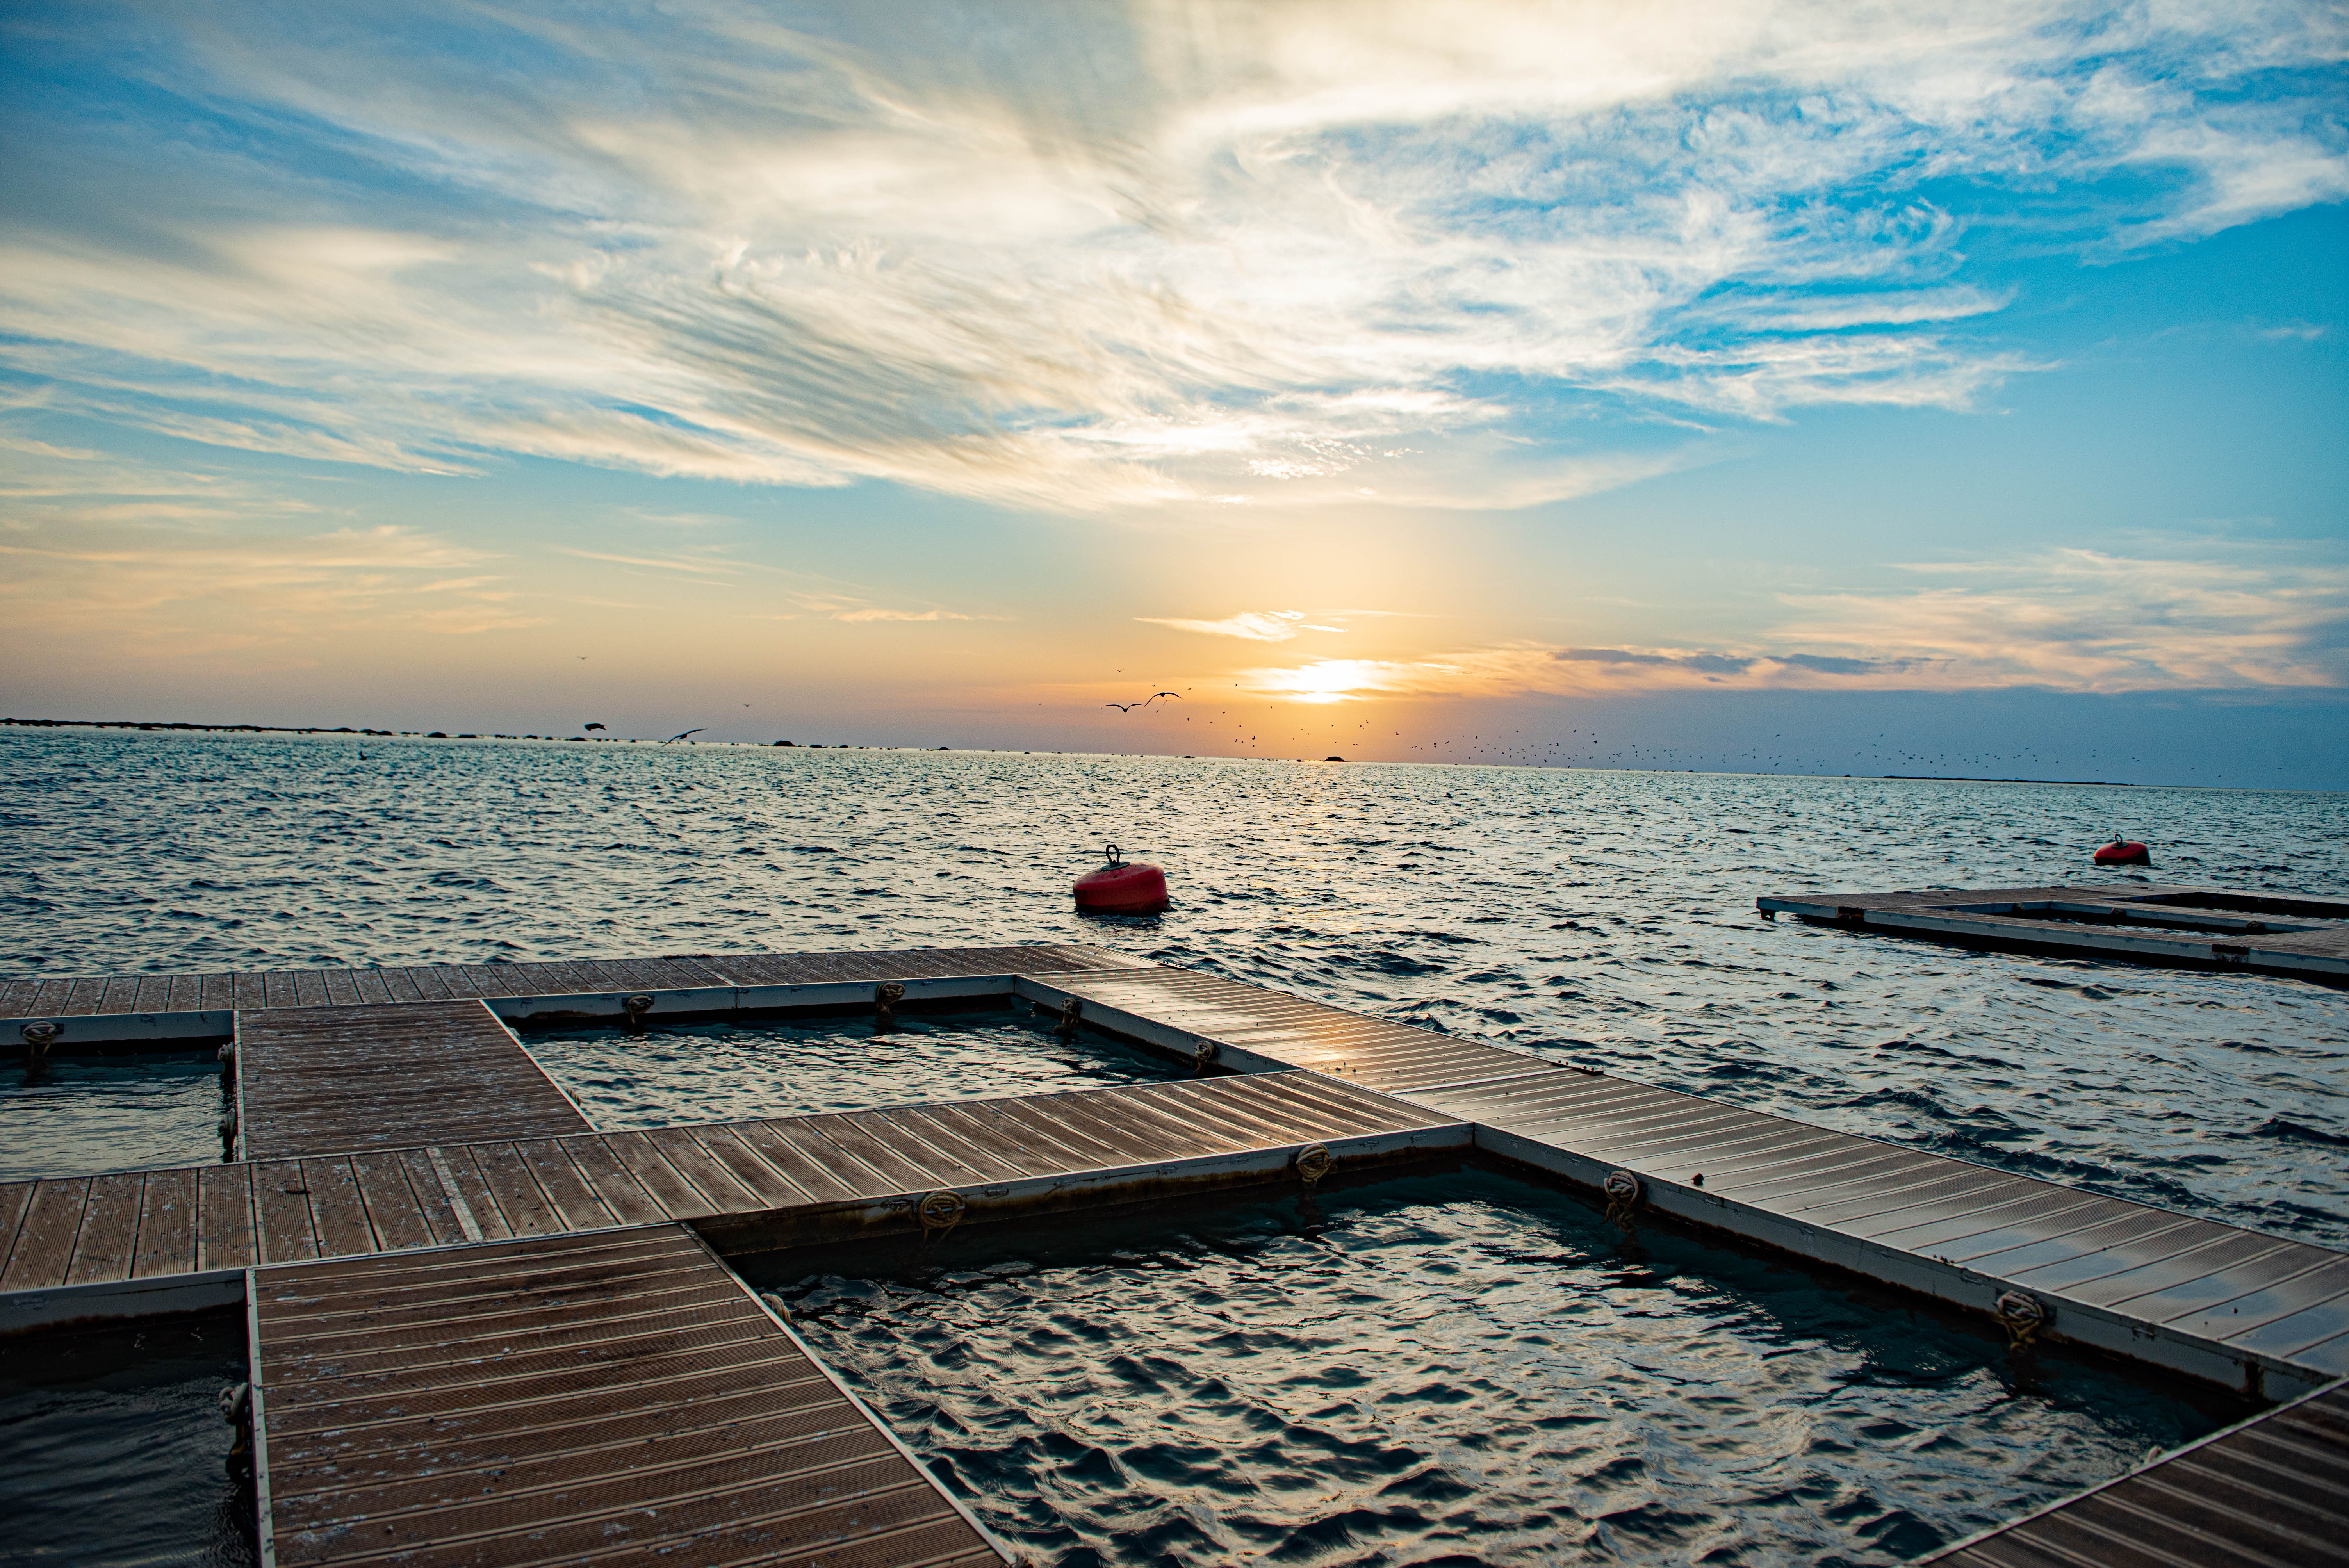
1140, 609, 1310, 641
1233, 548, 2349, 700
3, 1, 2341, 512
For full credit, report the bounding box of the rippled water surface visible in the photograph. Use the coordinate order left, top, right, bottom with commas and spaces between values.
749, 1167, 2229, 1567
0, 1310, 253, 1566
8, 728, 2345, 1243
526, 1011, 1174, 1128
1, 1051, 225, 1180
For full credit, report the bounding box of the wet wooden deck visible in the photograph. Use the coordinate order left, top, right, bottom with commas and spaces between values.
1, 942, 1137, 1046
0, 1068, 1462, 1330
235, 1000, 589, 1160
1926, 1376, 2349, 1567
1018, 962, 2349, 1397
252, 1224, 1009, 1567
1755, 883, 2349, 984
7, 938, 2348, 1562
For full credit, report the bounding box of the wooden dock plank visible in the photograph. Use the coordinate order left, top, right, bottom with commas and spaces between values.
301, 1156, 378, 1259
0, 1181, 35, 1278
131, 1166, 196, 1279
0, 1179, 87, 1290
599, 1130, 720, 1220
250, 1224, 1008, 1568
64, 1172, 144, 1285
512, 1139, 617, 1232
196, 1164, 257, 1271
252, 1159, 321, 1264
348, 1150, 437, 1254
236, 1000, 589, 1158
394, 1148, 474, 1247
1927, 1380, 2349, 1566
559, 1137, 670, 1227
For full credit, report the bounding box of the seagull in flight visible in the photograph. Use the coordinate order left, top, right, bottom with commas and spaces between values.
663, 728, 704, 743
1105, 692, 1183, 713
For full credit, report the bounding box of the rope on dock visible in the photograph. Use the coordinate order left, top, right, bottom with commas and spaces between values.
758, 1290, 793, 1323
875, 982, 904, 1031
918, 1189, 967, 1240
219, 1382, 252, 1476
623, 994, 654, 1031
1294, 1143, 1333, 1190
1053, 996, 1082, 1041
21, 1021, 56, 1058
1194, 1038, 1218, 1075
1996, 1290, 2048, 1352
1603, 1169, 1642, 1234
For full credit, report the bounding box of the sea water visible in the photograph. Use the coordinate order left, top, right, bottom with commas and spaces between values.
3, 729, 2341, 1563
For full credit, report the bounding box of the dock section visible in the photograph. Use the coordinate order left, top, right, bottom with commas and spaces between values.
252, 1224, 1010, 1567
1016, 962, 2349, 1397
235, 1000, 589, 1159
0, 1069, 1465, 1332
1754, 883, 2349, 984
1926, 1377, 2349, 1566
1, 942, 1139, 1048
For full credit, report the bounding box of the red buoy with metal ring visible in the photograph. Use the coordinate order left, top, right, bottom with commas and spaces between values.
1074, 843, 1169, 914
2094, 836, 2151, 866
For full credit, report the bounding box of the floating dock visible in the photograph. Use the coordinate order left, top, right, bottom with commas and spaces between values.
253, 1226, 1008, 1567
5, 940, 2345, 1563
1756, 882, 2349, 984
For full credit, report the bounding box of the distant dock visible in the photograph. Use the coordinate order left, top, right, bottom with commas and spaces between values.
5, 941, 2345, 1561
1756, 882, 2349, 984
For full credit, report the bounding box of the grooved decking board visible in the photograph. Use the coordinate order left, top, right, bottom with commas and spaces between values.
251, 1224, 1009, 1568
0, 1071, 1454, 1288
236, 1000, 590, 1159
1756, 883, 2349, 983
1019, 962, 2349, 1389
1927, 1378, 2349, 1567
2, 944, 1137, 1026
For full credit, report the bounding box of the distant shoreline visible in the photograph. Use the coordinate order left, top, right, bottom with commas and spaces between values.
11, 716, 2281, 790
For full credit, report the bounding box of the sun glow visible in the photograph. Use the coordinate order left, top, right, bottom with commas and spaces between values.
1248, 658, 1428, 703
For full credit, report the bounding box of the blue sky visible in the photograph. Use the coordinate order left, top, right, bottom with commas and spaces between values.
2, 1, 2344, 785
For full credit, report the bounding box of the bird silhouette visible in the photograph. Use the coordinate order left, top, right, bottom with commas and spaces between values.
663, 729, 703, 743
585, 723, 606, 731
1105, 692, 1183, 713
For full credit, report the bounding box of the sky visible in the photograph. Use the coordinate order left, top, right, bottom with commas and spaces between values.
2, 1, 2344, 787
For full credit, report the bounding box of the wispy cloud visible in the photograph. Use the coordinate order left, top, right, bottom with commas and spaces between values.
4, 2, 2340, 512
1140, 610, 1310, 641
1232, 547, 2348, 701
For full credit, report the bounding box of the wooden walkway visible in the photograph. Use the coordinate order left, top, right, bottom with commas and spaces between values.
1755, 883, 2349, 984
235, 1001, 588, 1160
0, 1069, 1463, 1330
1, 943, 1135, 1046
253, 1224, 1008, 1567
1925, 1377, 2349, 1567
1017, 963, 2349, 1397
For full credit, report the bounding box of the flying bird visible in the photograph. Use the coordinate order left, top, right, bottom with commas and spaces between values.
663, 729, 704, 743
1105, 691, 1184, 712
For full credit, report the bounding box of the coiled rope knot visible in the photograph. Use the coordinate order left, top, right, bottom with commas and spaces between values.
219, 1381, 252, 1460
218, 1107, 239, 1160
1294, 1143, 1333, 1189
1995, 1290, 2047, 1352
874, 982, 905, 1030
918, 1189, 967, 1240
758, 1290, 793, 1324
1193, 1039, 1218, 1075
1053, 996, 1082, 1041
622, 994, 654, 1031
1602, 1169, 1643, 1233
21, 1021, 58, 1055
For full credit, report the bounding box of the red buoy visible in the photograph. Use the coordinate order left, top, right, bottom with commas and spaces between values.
1074, 843, 1169, 914
2094, 837, 2152, 866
